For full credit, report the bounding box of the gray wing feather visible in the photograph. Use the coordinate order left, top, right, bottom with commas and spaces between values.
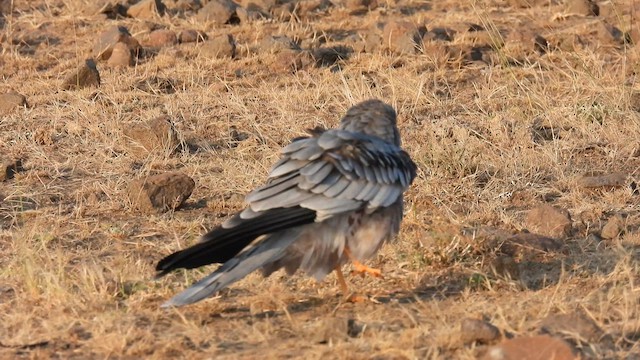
322, 177, 351, 197
338, 180, 366, 199
322, 200, 362, 214
337, 157, 353, 172
298, 159, 327, 177
355, 182, 381, 201
307, 171, 341, 193
301, 196, 358, 211
373, 166, 389, 184
386, 167, 399, 184
245, 176, 299, 202
352, 160, 365, 178
301, 161, 332, 183
317, 132, 344, 149
370, 185, 402, 208
300, 170, 340, 190
282, 138, 312, 154
221, 207, 261, 229
250, 189, 314, 211
269, 159, 308, 178
289, 144, 324, 160
381, 187, 403, 207
363, 166, 377, 182
397, 168, 409, 188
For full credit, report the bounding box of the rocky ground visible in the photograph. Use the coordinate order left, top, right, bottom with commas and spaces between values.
1, 0, 640, 358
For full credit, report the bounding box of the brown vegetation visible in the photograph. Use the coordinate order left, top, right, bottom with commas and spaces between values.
1, 0, 639, 358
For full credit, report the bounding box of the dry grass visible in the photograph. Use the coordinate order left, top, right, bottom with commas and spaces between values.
1, 0, 640, 358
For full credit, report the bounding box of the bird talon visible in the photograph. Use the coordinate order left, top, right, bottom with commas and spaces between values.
350, 261, 384, 279
346, 293, 368, 303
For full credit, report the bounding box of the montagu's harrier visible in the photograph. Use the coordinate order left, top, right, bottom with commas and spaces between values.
156, 99, 417, 307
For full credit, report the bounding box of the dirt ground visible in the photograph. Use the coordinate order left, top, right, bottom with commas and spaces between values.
1, 0, 640, 358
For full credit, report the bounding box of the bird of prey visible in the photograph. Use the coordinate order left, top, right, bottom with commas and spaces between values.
156, 99, 417, 307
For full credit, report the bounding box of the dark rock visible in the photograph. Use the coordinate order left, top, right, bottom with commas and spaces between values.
195, 0, 238, 23
310, 317, 363, 343
601, 214, 624, 239
107, 42, 134, 67
123, 115, 181, 155
311, 45, 352, 67
127, 0, 166, 19
423, 27, 455, 42
491, 256, 520, 279
270, 2, 294, 20
459, 318, 502, 345
363, 28, 383, 52
382, 20, 427, 54
236, 6, 269, 22
89, 1, 128, 19
577, 172, 627, 188
237, 0, 276, 12
500, 232, 563, 257
596, 22, 625, 45
340, 0, 377, 11
127, 172, 195, 213
62, 59, 101, 90
567, 0, 598, 16
534, 34, 550, 53
295, 0, 331, 18
271, 49, 312, 72
93, 25, 142, 61
525, 205, 572, 239
178, 29, 207, 43
540, 312, 607, 343
258, 35, 300, 53
199, 34, 236, 59
174, 0, 202, 11
0, 91, 27, 114
481, 335, 576, 360
146, 29, 178, 47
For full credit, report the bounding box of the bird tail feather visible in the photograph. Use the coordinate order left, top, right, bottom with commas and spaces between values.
161, 228, 303, 307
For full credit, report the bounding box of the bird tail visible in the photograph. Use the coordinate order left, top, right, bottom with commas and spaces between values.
161, 227, 303, 307
155, 206, 316, 277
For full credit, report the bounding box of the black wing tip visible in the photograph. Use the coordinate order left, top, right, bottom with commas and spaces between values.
155, 251, 180, 276
155, 270, 170, 279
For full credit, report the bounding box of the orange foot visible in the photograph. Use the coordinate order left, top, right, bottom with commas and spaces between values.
350, 260, 384, 279
346, 293, 368, 303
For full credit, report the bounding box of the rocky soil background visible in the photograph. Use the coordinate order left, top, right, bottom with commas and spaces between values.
1, 0, 639, 358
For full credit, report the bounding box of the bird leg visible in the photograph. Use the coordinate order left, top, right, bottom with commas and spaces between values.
334, 266, 349, 294
334, 266, 367, 303
344, 247, 384, 279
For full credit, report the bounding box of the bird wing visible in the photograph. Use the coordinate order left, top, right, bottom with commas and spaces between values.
247, 129, 416, 216
155, 129, 416, 277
